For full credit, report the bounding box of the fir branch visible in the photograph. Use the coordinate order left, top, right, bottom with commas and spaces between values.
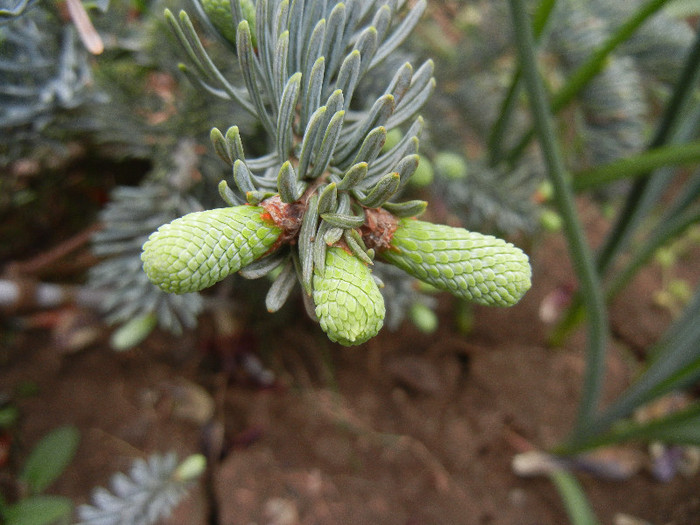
76, 453, 205, 525
90, 181, 204, 336
137, 0, 532, 345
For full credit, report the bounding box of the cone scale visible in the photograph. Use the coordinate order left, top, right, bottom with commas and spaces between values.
313, 246, 385, 346
141, 205, 281, 294
380, 218, 531, 306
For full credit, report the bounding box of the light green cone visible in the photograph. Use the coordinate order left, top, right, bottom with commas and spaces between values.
200, 0, 257, 47
381, 219, 531, 306
142, 206, 281, 294
313, 247, 385, 346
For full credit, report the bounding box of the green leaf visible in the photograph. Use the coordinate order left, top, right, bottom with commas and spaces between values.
395, 153, 421, 190
5, 495, 73, 525
210, 127, 231, 165
347, 127, 387, 168
265, 260, 297, 313
562, 403, 700, 454
309, 110, 346, 179
233, 159, 256, 194
297, 105, 327, 179
276, 72, 302, 159
218, 180, 239, 207
371, 0, 427, 69
336, 162, 368, 191
580, 289, 700, 440
300, 56, 325, 132
277, 161, 301, 203
344, 228, 373, 265
573, 142, 700, 191
335, 94, 394, 164
381, 199, 427, 218
299, 194, 320, 294
548, 471, 600, 525
0, 406, 18, 428
317, 183, 339, 215
225, 126, 246, 163
320, 212, 365, 229
20, 426, 79, 494
357, 172, 400, 208
638, 405, 700, 445
386, 61, 434, 129
110, 313, 158, 351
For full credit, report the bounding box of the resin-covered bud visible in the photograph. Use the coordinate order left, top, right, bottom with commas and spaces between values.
142, 206, 281, 294
313, 247, 385, 346
381, 219, 531, 306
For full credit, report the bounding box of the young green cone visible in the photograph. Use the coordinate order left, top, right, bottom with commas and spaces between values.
313, 247, 385, 346
381, 219, 531, 306
141, 206, 281, 294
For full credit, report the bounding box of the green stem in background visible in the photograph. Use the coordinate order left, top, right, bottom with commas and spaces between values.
487, 0, 557, 165
594, 25, 700, 275
507, 0, 608, 435
549, 27, 700, 346
551, 205, 700, 347
572, 141, 700, 191
561, 287, 700, 450
505, 0, 674, 165
557, 402, 700, 456
606, 208, 700, 300
548, 470, 600, 525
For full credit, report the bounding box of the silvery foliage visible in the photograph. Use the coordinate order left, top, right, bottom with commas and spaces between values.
547, 0, 693, 195
90, 181, 205, 334
587, 0, 695, 84
429, 0, 694, 231
549, 0, 693, 168
76, 453, 195, 525
0, 0, 39, 23
549, 0, 647, 169
0, 4, 94, 164
436, 159, 542, 234
87, 0, 258, 339
161, 0, 434, 317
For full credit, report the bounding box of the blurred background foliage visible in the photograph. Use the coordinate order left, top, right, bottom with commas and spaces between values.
1, 0, 700, 521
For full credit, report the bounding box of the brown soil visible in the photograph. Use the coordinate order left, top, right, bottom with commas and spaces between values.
2, 207, 700, 525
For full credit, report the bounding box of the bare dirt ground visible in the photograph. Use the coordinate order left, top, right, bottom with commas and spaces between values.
2, 207, 700, 525
1, 155, 699, 525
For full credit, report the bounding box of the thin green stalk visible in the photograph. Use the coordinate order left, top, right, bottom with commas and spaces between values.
549, 194, 700, 348
663, 168, 700, 219
550, 28, 700, 345
594, 25, 700, 275
553, 207, 700, 347
548, 470, 600, 525
505, 0, 674, 165
557, 402, 700, 456
568, 288, 700, 446
572, 141, 700, 191
488, 70, 524, 165
606, 207, 700, 302
508, 0, 608, 436
487, 0, 557, 164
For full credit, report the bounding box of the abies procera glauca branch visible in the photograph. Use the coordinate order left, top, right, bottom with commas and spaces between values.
141, 0, 532, 345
